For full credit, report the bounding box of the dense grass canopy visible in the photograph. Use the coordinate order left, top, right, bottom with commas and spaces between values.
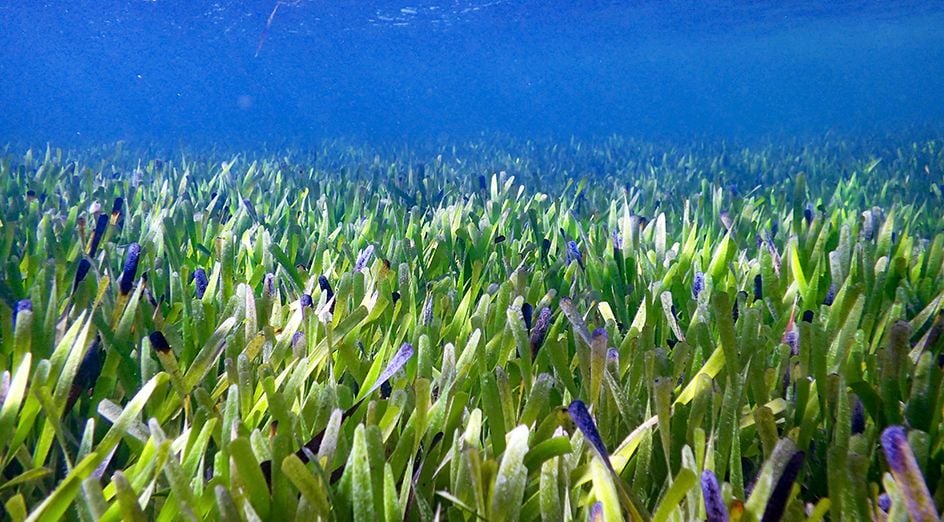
1, 136, 944, 520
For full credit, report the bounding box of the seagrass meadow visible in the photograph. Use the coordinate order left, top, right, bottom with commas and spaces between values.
2, 136, 944, 521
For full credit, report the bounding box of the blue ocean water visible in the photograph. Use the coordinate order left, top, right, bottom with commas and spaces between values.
1, 1, 942, 146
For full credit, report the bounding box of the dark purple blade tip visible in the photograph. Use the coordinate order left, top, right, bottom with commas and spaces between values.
851, 396, 865, 435
300, 293, 313, 308
606, 348, 619, 365
88, 214, 109, 257
366, 342, 415, 398
74, 259, 92, 292
878, 493, 890, 513
13, 299, 32, 328
881, 425, 910, 475
119, 243, 141, 295
567, 400, 610, 466
318, 275, 335, 312
149, 331, 172, 353
880, 425, 939, 520
193, 268, 209, 299
521, 303, 533, 332
75, 336, 104, 388
701, 470, 728, 522
565, 240, 584, 268
354, 245, 374, 272
761, 451, 804, 522
692, 271, 705, 299
529, 306, 553, 358
591, 327, 608, 343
